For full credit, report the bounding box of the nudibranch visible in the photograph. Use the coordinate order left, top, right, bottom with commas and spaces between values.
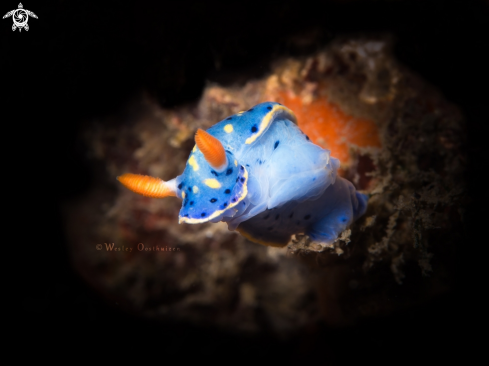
117, 102, 368, 247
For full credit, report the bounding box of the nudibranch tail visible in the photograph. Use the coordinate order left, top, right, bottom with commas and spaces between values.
195, 128, 227, 171
117, 173, 177, 198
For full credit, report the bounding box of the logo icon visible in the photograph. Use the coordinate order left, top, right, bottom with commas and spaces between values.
3, 3, 37, 32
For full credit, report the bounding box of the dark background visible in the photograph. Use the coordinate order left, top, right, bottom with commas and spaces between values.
3, 0, 485, 362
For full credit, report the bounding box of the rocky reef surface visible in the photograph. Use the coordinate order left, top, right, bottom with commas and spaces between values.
65, 37, 465, 333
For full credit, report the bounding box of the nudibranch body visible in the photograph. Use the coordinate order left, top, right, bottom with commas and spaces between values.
118, 102, 368, 247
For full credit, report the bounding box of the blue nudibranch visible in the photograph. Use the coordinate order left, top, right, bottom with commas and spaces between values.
118, 102, 368, 247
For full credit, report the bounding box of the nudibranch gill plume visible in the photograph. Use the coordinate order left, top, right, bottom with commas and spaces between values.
117, 102, 368, 247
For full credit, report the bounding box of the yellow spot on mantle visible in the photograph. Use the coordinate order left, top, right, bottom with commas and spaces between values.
192, 145, 197, 152
182, 191, 186, 199
179, 166, 248, 224
193, 186, 199, 193
224, 124, 234, 133
234, 159, 238, 167
188, 155, 199, 171
204, 179, 221, 189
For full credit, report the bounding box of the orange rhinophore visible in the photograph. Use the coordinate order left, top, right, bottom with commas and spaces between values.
117, 173, 177, 198
195, 128, 227, 170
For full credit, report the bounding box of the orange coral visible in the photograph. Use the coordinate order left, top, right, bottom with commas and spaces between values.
269, 91, 381, 166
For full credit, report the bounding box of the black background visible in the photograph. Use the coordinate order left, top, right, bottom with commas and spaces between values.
3, 0, 485, 362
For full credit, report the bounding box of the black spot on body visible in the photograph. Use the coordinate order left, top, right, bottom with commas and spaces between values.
211, 170, 218, 176
190, 201, 194, 206
225, 189, 231, 194
240, 178, 245, 183
266, 106, 272, 110
304, 215, 311, 220
201, 213, 206, 217
248, 108, 254, 112
178, 183, 183, 189
226, 117, 232, 120
236, 178, 239, 182
188, 187, 191, 192
246, 164, 249, 167
232, 198, 236, 202
306, 135, 310, 141
274, 141, 280, 149
210, 198, 217, 203
240, 166, 244, 170
226, 150, 232, 154
223, 202, 228, 207
251, 125, 258, 133
226, 168, 233, 175
184, 214, 189, 217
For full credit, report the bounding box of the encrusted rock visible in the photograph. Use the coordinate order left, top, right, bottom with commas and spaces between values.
65, 37, 465, 332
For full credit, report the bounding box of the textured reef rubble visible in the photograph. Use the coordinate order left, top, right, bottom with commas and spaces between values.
65, 37, 465, 332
